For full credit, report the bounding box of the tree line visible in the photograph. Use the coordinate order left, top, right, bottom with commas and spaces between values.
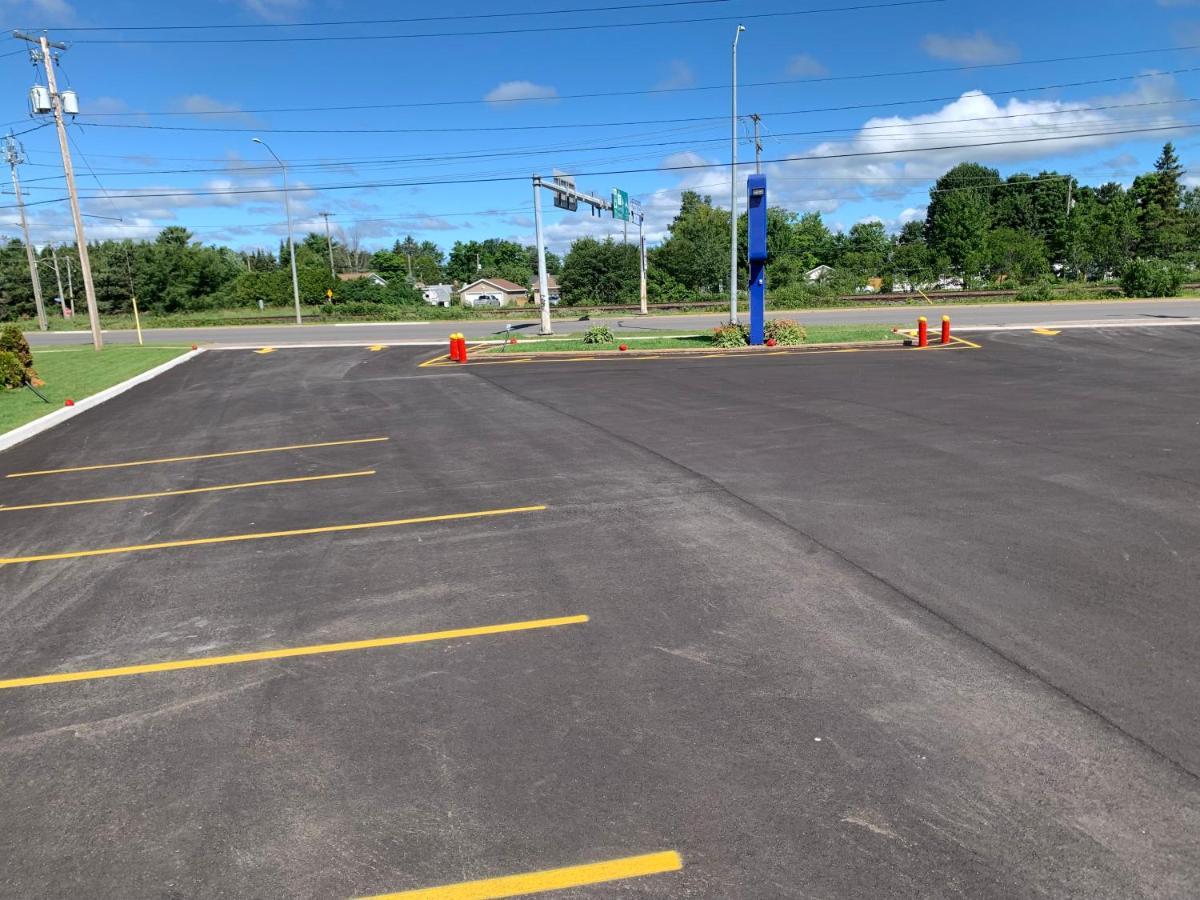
1, 143, 1196, 321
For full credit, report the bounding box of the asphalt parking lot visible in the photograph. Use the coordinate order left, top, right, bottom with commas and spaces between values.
2, 329, 1199, 898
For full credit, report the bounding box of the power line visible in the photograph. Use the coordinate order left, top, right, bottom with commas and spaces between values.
8, 121, 1195, 210
62, 1, 948, 44
69, 66, 1200, 136
15, 98, 1195, 186
39, 0, 730, 31
75, 43, 1200, 116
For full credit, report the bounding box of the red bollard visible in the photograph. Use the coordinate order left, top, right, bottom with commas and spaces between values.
941, 315, 951, 345
917, 316, 928, 348
448, 333, 460, 361
458, 336, 469, 362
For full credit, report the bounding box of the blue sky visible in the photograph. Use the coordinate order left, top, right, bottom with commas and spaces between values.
1, 0, 1198, 254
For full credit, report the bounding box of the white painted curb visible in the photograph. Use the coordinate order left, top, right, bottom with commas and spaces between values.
0, 348, 206, 454
954, 319, 1200, 333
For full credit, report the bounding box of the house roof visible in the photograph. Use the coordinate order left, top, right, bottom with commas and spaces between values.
337, 271, 386, 283
531, 276, 560, 290
461, 277, 527, 294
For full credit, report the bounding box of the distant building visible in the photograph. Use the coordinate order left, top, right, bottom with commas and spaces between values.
530, 275, 561, 306
422, 284, 453, 307
337, 272, 388, 287
459, 278, 529, 308
806, 265, 834, 282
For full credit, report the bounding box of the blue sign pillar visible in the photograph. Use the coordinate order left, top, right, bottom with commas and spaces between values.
747, 174, 768, 345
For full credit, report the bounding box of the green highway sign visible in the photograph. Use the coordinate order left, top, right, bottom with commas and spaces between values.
612, 188, 630, 222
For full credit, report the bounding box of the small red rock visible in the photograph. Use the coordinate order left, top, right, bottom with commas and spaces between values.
64, 398, 75, 407
765, 338, 778, 347
619, 344, 628, 352
191, 344, 198, 350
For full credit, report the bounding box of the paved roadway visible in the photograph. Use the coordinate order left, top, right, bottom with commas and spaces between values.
2, 329, 1199, 897
23, 297, 1200, 347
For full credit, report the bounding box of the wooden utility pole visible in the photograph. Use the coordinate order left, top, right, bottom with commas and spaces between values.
319, 211, 335, 276
750, 113, 763, 174
14, 31, 102, 348
51, 245, 65, 312
4, 134, 48, 330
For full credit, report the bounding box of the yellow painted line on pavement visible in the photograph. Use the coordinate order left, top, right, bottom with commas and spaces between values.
5, 437, 389, 479
0, 470, 376, 513
0, 504, 546, 566
0, 614, 588, 691
369, 345, 386, 352
359, 850, 682, 899
255, 347, 276, 354
1031, 328, 1061, 336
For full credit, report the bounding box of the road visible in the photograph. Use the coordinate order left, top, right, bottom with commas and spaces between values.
24, 296, 1200, 347
2, 330, 1198, 897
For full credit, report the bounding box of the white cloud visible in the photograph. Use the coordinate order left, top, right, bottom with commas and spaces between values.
231, 0, 305, 20
171, 94, 258, 125
654, 60, 695, 91
86, 96, 131, 115
787, 54, 829, 78
484, 81, 559, 107
762, 74, 1186, 216
898, 207, 926, 224
0, 0, 77, 25
921, 31, 1019, 64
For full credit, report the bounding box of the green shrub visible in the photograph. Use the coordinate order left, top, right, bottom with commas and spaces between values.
582, 324, 615, 344
711, 323, 749, 347
1121, 259, 1186, 298
0, 323, 33, 369
769, 282, 843, 309
1015, 280, 1054, 302
0, 350, 25, 389
764, 319, 807, 345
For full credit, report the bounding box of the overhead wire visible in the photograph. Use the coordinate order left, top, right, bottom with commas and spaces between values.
7, 120, 1196, 210
66, 66, 1200, 136
37, 0, 731, 31
74, 43, 1200, 116
57, 1, 948, 45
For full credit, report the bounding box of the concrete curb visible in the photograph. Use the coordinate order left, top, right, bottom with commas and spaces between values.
0, 348, 205, 454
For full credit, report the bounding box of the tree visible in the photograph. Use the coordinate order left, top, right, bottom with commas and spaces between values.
446, 238, 543, 286
983, 228, 1049, 283
559, 237, 640, 304
653, 191, 730, 294
925, 162, 1000, 279
1132, 142, 1188, 259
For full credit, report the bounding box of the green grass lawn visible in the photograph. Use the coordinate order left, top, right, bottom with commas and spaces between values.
492, 323, 902, 353
0, 346, 189, 435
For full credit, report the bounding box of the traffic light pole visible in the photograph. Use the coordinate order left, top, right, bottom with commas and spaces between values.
532, 175, 613, 336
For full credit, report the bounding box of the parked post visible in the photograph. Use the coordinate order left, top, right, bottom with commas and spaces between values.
449, 333, 460, 362
458, 335, 468, 363
918, 316, 928, 348
940, 315, 951, 345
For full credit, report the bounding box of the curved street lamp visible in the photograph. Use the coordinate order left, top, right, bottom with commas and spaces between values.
252, 137, 302, 325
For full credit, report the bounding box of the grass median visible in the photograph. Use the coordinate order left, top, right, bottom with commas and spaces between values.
1, 345, 189, 435
487, 323, 902, 353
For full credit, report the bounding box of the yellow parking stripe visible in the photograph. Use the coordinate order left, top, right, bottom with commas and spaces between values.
0, 615, 588, 691
359, 850, 682, 899
0, 470, 375, 513
0, 504, 546, 566
5, 437, 389, 479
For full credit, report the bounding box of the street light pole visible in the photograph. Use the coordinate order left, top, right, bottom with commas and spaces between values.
730, 24, 745, 325
252, 138, 302, 325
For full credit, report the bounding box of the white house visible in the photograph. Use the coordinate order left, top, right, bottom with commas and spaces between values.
806, 265, 834, 282
459, 278, 529, 308
422, 284, 453, 307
